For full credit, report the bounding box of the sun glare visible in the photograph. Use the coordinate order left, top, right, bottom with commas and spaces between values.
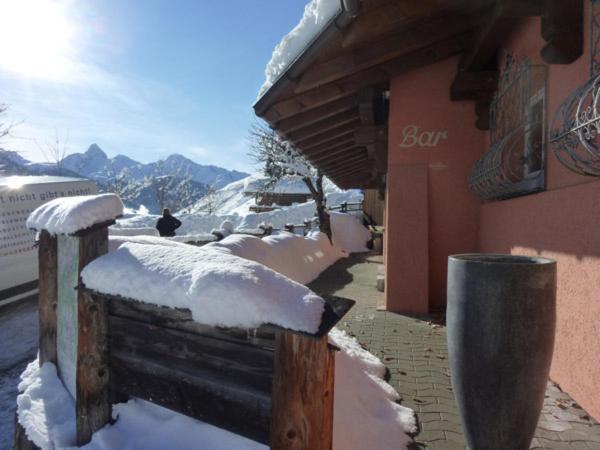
0, 0, 76, 80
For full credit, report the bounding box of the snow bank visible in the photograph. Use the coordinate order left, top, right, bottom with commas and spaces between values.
330, 212, 370, 253
207, 231, 345, 284
27, 194, 123, 235
81, 242, 325, 333
258, 0, 342, 97
108, 226, 158, 237
329, 329, 417, 449
80, 399, 264, 450
17, 330, 415, 450
108, 235, 189, 252
16, 361, 76, 449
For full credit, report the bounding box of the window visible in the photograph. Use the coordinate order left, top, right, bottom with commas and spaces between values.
469, 55, 547, 201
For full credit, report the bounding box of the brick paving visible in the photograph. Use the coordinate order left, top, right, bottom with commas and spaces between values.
309, 253, 600, 450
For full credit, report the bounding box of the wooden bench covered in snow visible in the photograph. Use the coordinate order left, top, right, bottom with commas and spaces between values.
19, 194, 355, 450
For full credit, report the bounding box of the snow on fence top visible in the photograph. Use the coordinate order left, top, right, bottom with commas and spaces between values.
27, 193, 124, 235
207, 231, 344, 285
258, 0, 341, 98
81, 242, 326, 333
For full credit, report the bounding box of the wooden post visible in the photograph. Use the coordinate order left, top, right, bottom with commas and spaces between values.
38, 230, 58, 365
271, 332, 335, 450
76, 226, 111, 445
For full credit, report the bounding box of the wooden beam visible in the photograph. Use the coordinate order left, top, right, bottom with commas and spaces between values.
303, 138, 356, 158
76, 291, 111, 446
284, 109, 359, 142
264, 32, 470, 122
294, 12, 476, 94
301, 132, 355, 153
76, 226, 111, 446
324, 157, 371, 175
271, 332, 335, 450
38, 230, 58, 366
540, 0, 583, 64
307, 144, 360, 164
276, 96, 357, 133
294, 121, 361, 148
327, 160, 371, 176
311, 147, 365, 166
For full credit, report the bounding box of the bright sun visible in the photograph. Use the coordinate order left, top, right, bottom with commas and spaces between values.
0, 0, 76, 80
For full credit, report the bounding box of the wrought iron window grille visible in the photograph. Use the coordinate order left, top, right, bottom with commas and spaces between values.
550, 1, 600, 176
469, 55, 548, 201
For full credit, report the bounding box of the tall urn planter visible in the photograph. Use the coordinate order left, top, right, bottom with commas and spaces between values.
447, 254, 556, 450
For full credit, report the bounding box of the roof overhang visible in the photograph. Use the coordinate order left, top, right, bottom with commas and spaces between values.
254, 0, 582, 189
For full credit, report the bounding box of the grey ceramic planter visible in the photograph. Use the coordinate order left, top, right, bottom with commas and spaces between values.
447, 254, 556, 450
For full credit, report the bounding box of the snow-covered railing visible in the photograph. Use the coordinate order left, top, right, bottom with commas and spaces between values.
23, 199, 355, 449
328, 201, 363, 214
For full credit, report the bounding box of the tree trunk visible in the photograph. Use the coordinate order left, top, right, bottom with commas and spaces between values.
304, 172, 332, 243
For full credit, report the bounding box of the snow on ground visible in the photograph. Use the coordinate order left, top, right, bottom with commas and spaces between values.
258, 0, 342, 97
16, 328, 416, 450
0, 299, 38, 450
27, 194, 124, 235
108, 227, 158, 237
207, 232, 345, 285
113, 180, 362, 238
81, 242, 326, 334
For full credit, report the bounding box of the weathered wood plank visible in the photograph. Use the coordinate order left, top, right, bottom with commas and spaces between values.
271, 332, 336, 450
108, 314, 274, 393
108, 296, 277, 349
38, 230, 57, 366
76, 292, 111, 446
110, 352, 272, 444
76, 226, 111, 446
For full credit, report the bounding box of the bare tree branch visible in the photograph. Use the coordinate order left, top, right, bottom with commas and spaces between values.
36, 129, 70, 175
248, 121, 332, 241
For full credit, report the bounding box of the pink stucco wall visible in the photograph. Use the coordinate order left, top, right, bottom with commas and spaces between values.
478, 5, 600, 420
385, 2, 599, 420
386, 57, 484, 313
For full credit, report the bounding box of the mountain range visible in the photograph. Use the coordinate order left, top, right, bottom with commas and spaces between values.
0, 144, 248, 213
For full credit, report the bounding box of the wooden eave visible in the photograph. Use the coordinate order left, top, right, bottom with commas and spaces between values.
254, 0, 580, 189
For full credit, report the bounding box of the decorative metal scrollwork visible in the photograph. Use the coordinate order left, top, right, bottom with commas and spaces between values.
550, 75, 600, 176
469, 56, 547, 201
550, 1, 600, 176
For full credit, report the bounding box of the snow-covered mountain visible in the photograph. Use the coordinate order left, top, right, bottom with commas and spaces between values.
185, 173, 348, 216
0, 145, 249, 214
62, 144, 247, 188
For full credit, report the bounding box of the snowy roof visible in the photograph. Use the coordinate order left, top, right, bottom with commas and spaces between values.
27, 193, 124, 235
257, 0, 342, 98
81, 242, 325, 333
243, 175, 311, 194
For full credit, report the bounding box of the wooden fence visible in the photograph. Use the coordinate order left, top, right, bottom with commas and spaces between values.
19, 219, 354, 449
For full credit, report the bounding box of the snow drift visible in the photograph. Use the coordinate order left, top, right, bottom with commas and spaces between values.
81, 242, 326, 334
207, 231, 345, 285
27, 194, 123, 235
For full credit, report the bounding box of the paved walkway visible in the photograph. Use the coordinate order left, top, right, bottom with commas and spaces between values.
309, 253, 600, 450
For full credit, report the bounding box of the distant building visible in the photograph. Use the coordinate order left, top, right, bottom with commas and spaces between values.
243, 176, 312, 207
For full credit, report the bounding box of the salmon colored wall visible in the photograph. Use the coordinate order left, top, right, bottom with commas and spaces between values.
385, 57, 484, 313
478, 3, 600, 419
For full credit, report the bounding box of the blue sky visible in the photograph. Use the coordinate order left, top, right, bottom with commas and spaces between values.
0, 0, 308, 172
